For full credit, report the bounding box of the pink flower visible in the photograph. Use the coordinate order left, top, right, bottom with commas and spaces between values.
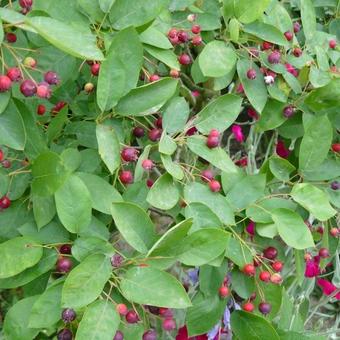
304, 257, 320, 278
317, 279, 340, 300
232, 125, 244, 143
276, 140, 290, 158
246, 221, 255, 236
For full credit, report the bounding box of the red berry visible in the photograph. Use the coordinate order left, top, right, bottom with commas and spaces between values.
271, 261, 283, 272
7, 67, 22, 82
0, 150, 3, 162
191, 35, 203, 46
170, 69, 180, 78
159, 308, 173, 318
6, 33, 17, 43
259, 271, 271, 282
0, 75, 12, 92
148, 128, 162, 142
268, 50, 281, 64
133, 126, 145, 138
270, 273, 282, 284
119, 170, 133, 185
56, 257, 72, 273
19, 0, 32, 8
331, 143, 340, 153
142, 159, 154, 171
143, 330, 157, 340
0, 196, 11, 209
178, 53, 191, 65
246, 68, 257, 80
292, 47, 302, 57
121, 147, 139, 162
219, 286, 229, 298
201, 169, 214, 182
125, 310, 139, 324
242, 302, 255, 312
209, 129, 220, 137
36, 83, 51, 99
149, 74, 160, 82
191, 24, 201, 34
91, 63, 100, 76
44, 71, 60, 85
318, 247, 329, 258
168, 29, 178, 39
155, 117, 163, 129
284, 31, 293, 41
209, 179, 221, 192
178, 31, 189, 43
146, 179, 154, 188
293, 22, 301, 33
59, 244, 72, 255
330, 227, 339, 237
262, 41, 273, 50
162, 318, 176, 331
263, 246, 278, 260
206, 135, 219, 148
116, 303, 128, 315
1, 160, 11, 168
20, 79, 37, 97
52, 101, 67, 114
259, 302, 272, 315
329, 39, 337, 49
243, 263, 256, 276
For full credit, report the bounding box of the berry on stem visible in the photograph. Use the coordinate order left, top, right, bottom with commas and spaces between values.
219, 286, 229, 298
242, 302, 255, 312
37, 104, 46, 116
23, 57, 36, 68
271, 261, 283, 272
331, 143, 340, 153
0, 196, 11, 209
192, 35, 203, 46
268, 50, 281, 64
57, 329, 72, 340
114, 331, 124, 340
119, 170, 133, 185
247, 68, 257, 80
59, 244, 72, 255
121, 147, 139, 162
318, 248, 329, 258
191, 24, 201, 34
142, 159, 154, 171
283, 105, 295, 118
259, 302, 272, 315
178, 54, 191, 65
148, 128, 162, 142
6, 33, 17, 43
201, 169, 214, 182
143, 330, 157, 340
149, 74, 160, 82
329, 39, 337, 49
263, 246, 278, 260
91, 63, 100, 76
7, 67, 22, 82
209, 179, 221, 192
293, 22, 301, 33
125, 310, 139, 324
0, 75, 12, 92
56, 257, 72, 273
259, 271, 271, 282
20, 80, 37, 97
284, 31, 293, 41
44, 71, 60, 85
61, 308, 76, 323
116, 303, 128, 315
133, 126, 145, 138
243, 263, 256, 276
162, 318, 176, 331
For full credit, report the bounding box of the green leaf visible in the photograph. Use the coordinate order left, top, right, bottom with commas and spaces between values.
109, 0, 168, 30
99, 0, 115, 12
237, 58, 267, 113
257, 99, 286, 131
272, 208, 315, 249
0, 249, 57, 289
62, 254, 112, 309
46, 106, 68, 144
55, 175, 92, 233
187, 135, 238, 173
231, 268, 255, 299
120, 266, 191, 308
96, 124, 121, 174
159, 132, 177, 155
195, 94, 242, 134
32, 195, 56, 229
76, 300, 120, 340
147, 173, 179, 210
0, 91, 11, 114
111, 202, 157, 253
0, 100, 26, 150
198, 41, 237, 77
291, 183, 336, 221
134, 145, 152, 182
27, 16, 104, 60
243, 21, 288, 46
3, 296, 40, 340
61, 148, 82, 173
160, 154, 184, 180
0, 237, 43, 279
283, 72, 302, 94
269, 156, 296, 182
199, 261, 228, 297
187, 293, 226, 336
97, 50, 126, 112
172, 228, 230, 266
29, 280, 63, 328
231, 311, 280, 340
72, 237, 114, 262
300, 0, 316, 42
116, 78, 178, 116
299, 115, 332, 170
163, 97, 190, 135
227, 174, 266, 211
233, 0, 271, 24
32, 151, 69, 197
145, 45, 180, 70
226, 237, 253, 267
77, 172, 122, 214
185, 182, 235, 225
139, 27, 172, 49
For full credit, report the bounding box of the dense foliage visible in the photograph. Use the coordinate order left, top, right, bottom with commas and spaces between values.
0, 0, 339, 339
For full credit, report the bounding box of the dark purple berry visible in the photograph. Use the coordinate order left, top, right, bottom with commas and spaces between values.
263, 246, 278, 260
133, 127, 145, 138
283, 105, 295, 118
20, 79, 37, 97
331, 181, 340, 190
114, 331, 124, 340
143, 329, 157, 340
44, 71, 60, 85
125, 310, 139, 324
268, 50, 281, 64
247, 69, 257, 80
111, 254, 124, 268
259, 302, 272, 315
56, 257, 72, 273
57, 329, 72, 340
62, 308, 76, 323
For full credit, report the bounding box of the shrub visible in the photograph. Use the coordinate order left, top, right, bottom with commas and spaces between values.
0, 0, 339, 339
